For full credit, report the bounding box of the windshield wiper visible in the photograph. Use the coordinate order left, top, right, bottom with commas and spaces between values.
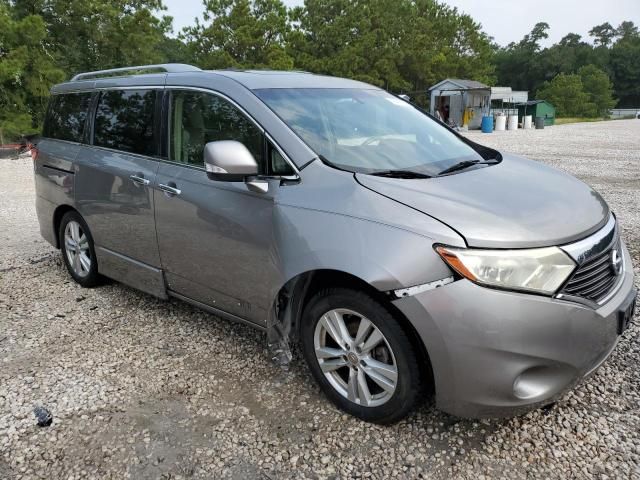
437, 159, 499, 176
370, 169, 432, 179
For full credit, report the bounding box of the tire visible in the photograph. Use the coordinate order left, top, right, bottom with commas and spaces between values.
301, 287, 424, 424
58, 211, 101, 287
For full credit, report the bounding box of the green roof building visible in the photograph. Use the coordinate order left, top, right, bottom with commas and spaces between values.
517, 100, 556, 126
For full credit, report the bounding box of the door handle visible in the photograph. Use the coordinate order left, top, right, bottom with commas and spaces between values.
158, 183, 182, 196
130, 174, 150, 186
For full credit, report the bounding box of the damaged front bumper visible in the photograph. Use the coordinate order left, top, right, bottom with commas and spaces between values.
391, 246, 635, 418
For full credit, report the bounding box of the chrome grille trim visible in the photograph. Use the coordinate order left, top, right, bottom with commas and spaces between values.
556, 214, 623, 307
560, 214, 616, 264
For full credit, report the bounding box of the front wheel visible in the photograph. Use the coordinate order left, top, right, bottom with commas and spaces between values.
301, 288, 424, 424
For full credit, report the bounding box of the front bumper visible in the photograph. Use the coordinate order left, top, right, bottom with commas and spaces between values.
393, 242, 636, 418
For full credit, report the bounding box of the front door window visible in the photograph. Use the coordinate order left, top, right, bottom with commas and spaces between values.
169, 91, 265, 172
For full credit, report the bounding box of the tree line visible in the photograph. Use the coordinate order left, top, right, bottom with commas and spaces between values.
1, 0, 638, 141
495, 21, 638, 117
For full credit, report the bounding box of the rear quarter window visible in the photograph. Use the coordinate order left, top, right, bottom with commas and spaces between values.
93, 89, 157, 156
43, 93, 92, 142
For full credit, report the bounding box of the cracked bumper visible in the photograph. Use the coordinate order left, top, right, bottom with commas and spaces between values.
393, 243, 635, 418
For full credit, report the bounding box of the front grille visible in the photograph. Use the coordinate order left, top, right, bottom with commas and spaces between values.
561, 241, 620, 302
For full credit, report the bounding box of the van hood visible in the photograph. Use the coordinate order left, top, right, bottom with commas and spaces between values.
356, 154, 609, 248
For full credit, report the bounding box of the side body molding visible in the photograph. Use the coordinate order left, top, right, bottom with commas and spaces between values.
95, 246, 168, 299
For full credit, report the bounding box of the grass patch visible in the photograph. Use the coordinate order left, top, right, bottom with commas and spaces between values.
554, 117, 609, 125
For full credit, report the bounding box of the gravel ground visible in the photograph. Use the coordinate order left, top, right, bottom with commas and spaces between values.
1, 120, 639, 479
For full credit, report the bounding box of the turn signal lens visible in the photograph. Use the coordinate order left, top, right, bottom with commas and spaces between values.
435, 245, 576, 295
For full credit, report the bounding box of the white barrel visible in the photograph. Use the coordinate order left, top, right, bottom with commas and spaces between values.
507, 115, 518, 130
495, 115, 506, 131
523, 115, 532, 129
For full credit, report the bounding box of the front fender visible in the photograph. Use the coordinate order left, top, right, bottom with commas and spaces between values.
271, 204, 454, 297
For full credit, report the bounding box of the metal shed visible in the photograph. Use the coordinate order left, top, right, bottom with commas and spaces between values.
516, 100, 556, 126
490, 87, 528, 117
428, 79, 490, 129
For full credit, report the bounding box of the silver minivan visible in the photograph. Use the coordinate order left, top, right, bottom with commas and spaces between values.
34, 64, 636, 423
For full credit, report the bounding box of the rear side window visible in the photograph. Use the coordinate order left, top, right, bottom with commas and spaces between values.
43, 93, 91, 142
93, 89, 157, 156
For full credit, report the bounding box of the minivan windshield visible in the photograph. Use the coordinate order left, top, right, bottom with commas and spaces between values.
255, 88, 486, 175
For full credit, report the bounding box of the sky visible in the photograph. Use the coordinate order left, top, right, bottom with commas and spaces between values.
164, 0, 640, 47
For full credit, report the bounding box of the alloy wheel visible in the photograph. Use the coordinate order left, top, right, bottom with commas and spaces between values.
313, 308, 398, 407
64, 220, 91, 278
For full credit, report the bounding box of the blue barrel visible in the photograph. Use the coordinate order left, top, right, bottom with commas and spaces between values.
481, 115, 493, 133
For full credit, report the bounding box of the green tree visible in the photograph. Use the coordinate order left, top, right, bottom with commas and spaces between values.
287, 0, 414, 91
158, 36, 193, 64
183, 0, 293, 70
536, 73, 593, 117
578, 64, 616, 116
493, 20, 640, 106
493, 22, 550, 93
610, 21, 640, 107
288, 0, 494, 99
589, 22, 616, 47
616, 20, 639, 39
11, 0, 174, 76
3, 0, 174, 138
0, 1, 64, 141
522, 21, 551, 48
403, 0, 494, 92
538, 33, 603, 87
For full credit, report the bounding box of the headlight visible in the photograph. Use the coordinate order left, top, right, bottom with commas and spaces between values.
435, 245, 576, 295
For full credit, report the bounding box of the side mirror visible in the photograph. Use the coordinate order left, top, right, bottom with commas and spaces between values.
203, 140, 258, 182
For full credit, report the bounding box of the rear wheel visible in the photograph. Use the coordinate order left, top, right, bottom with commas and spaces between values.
301, 288, 423, 424
58, 211, 101, 287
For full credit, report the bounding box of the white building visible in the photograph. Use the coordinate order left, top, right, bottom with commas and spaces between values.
428, 79, 528, 129
429, 79, 490, 129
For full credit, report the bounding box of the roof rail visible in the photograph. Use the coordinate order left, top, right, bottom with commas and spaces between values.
70, 63, 201, 81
